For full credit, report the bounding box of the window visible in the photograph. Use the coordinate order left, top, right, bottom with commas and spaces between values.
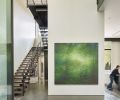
104, 42, 112, 70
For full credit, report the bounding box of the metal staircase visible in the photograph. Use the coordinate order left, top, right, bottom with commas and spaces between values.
97, 0, 104, 11
27, 0, 48, 28
40, 29, 48, 51
14, 47, 41, 96
27, 0, 48, 51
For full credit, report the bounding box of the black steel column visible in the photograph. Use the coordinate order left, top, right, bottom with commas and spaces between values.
44, 51, 48, 80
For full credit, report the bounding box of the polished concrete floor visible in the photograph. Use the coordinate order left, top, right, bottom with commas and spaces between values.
14, 82, 120, 100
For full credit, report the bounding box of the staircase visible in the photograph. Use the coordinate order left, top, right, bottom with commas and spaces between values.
14, 47, 41, 96
40, 29, 48, 51
27, 0, 48, 28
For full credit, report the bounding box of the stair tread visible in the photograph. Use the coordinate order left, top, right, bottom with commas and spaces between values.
20, 65, 29, 66
14, 84, 22, 86
25, 57, 32, 59
15, 72, 27, 73
14, 81, 29, 83
17, 69, 28, 71
14, 74, 25, 76
19, 66, 29, 68
14, 78, 30, 80
14, 87, 23, 89
14, 91, 23, 93
21, 64, 30, 65
22, 62, 30, 64
17, 71, 28, 73
23, 59, 31, 61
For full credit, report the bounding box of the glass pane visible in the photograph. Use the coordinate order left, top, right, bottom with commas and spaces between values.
0, 0, 13, 100
0, 0, 7, 99
104, 50, 111, 70
104, 42, 112, 70
104, 41, 112, 49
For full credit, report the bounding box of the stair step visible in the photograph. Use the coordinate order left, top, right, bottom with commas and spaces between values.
14, 91, 23, 93
23, 59, 31, 61
21, 63, 30, 65
15, 72, 27, 74
14, 83, 28, 88
14, 78, 29, 81
26, 55, 33, 57
15, 73, 24, 76
27, 55, 33, 57
20, 64, 28, 66
14, 76, 23, 79
14, 83, 23, 87
17, 70, 29, 73
17, 68, 28, 71
27, 52, 33, 54
14, 85, 22, 87
14, 91, 24, 96
19, 66, 29, 68
24, 58, 32, 60
14, 76, 30, 79
18, 68, 29, 70
14, 77, 30, 81
17, 70, 28, 73
19, 65, 29, 67
15, 74, 31, 77
14, 80, 29, 83
17, 72, 31, 75
22, 62, 30, 64
20, 65, 29, 68
14, 81, 23, 83
14, 78, 23, 81
21, 63, 31, 65
14, 87, 23, 90
25, 58, 32, 60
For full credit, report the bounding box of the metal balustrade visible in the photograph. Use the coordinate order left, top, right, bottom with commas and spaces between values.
97, 0, 104, 10
14, 43, 42, 96
27, 0, 47, 6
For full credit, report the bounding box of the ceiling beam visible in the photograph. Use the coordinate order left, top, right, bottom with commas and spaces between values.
104, 38, 120, 42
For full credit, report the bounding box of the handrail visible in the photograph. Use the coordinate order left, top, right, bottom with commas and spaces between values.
97, 0, 104, 10
27, 0, 48, 6
28, 42, 42, 75
21, 41, 41, 78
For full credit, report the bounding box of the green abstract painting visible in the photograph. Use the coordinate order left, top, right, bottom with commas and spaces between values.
55, 43, 98, 85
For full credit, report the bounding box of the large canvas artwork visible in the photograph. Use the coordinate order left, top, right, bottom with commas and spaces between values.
55, 43, 98, 84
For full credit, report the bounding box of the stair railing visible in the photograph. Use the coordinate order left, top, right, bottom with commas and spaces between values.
29, 42, 42, 77
27, 0, 47, 7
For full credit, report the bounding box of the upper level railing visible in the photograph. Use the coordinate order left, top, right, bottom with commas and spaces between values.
27, 0, 47, 6
97, 0, 104, 10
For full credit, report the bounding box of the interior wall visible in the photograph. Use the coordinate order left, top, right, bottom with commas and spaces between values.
48, 0, 104, 95
104, 0, 120, 38
14, 0, 35, 73
111, 42, 120, 68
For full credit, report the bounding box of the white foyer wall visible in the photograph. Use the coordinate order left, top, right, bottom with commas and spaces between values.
104, 0, 120, 38
48, 0, 104, 95
14, 0, 35, 73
